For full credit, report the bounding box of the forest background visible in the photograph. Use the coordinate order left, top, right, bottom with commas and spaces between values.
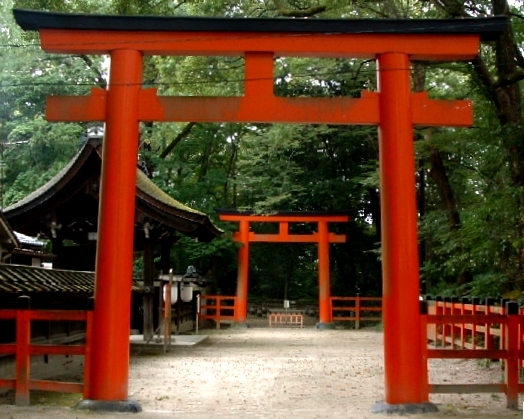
1, 0, 524, 302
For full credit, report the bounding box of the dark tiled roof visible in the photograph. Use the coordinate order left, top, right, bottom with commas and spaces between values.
0, 264, 145, 293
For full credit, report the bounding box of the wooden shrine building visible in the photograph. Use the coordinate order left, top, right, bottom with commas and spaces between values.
3, 137, 222, 337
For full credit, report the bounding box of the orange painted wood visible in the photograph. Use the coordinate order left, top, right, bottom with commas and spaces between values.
47, 87, 106, 122
244, 232, 346, 243
411, 92, 472, 127
318, 221, 331, 324
29, 345, 85, 356
431, 383, 506, 394
505, 312, 519, 409
428, 349, 507, 359
15, 309, 30, 406
219, 214, 349, 223
28, 310, 88, 322
0, 379, 15, 390
89, 49, 142, 401
28, 15, 485, 408
235, 220, 249, 323
29, 380, 83, 394
39, 29, 480, 61
0, 309, 16, 319
426, 314, 507, 324
199, 295, 236, 328
0, 344, 16, 354
139, 94, 380, 125
330, 297, 382, 326
48, 88, 472, 128
378, 52, 426, 404
83, 309, 93, 399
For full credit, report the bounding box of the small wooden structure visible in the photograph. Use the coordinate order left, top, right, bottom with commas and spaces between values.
268, 309, 304, 328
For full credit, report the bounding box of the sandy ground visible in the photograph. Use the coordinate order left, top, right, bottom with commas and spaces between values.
0, 321, 523, 419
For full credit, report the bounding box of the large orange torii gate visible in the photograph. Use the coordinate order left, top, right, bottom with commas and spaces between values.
217, 210, 348, 328
13, 8, 506, 414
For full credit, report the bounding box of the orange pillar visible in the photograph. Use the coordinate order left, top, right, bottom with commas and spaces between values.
376, 53, 429, 408
317, 220, 334, 329
235, 219, 250, 323
84, 49, 142, 410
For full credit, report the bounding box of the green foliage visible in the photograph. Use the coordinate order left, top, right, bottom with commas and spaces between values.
4, 0, 524, 302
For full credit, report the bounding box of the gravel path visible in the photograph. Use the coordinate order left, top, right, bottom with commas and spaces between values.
0, 327, 522, 418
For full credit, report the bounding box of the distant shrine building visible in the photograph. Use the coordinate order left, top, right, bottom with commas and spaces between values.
2, 136, 222, 335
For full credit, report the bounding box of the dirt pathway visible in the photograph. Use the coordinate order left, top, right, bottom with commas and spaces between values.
0, 327, 522, 418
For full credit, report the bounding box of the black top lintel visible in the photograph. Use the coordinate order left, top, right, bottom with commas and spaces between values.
13, 9, 507, 42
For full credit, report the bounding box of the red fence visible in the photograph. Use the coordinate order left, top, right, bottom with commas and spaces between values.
0, 297, 92, 406
424, 299, 523, 409
198, 295, 236, 329
330, 296, 382, 328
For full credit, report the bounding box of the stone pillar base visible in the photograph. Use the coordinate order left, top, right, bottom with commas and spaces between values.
315, 322, 335, 330
75, 399, 142, 413
371, 401, 438, 414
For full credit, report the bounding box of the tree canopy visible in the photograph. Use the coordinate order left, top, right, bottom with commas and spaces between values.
2, 0, 524, 300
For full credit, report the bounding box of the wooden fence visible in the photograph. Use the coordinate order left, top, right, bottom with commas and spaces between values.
424, 298, 523, 409
330, 296, 382, 328
198, 295, 236, 329
0, 296, 92, 406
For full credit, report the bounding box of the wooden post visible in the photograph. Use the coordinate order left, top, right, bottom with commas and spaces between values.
83, 297, 94, 399
505, 301, 519, 409
89, 49, 142, 402
216, 297, 222, 330
317, 220, 333, 328
355, 295, 361, 330
15, 296, 31, 406
143, 238, 155, 341
235, 220, 249, 323
378, 52, 427, 405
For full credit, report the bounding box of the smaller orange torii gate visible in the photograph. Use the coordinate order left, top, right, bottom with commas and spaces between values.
218, 210, 348, 328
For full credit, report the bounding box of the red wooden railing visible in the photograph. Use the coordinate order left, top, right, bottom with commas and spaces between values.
0, 298, 92, 406
330, 296, 382, 328
198, 295, 236, 329
424, 299, 523, 409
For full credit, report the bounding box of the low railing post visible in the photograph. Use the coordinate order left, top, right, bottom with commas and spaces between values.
420, 299, 429, 396
15, 295, 31, 406
450, 297, 458, 349
443, 297, 451, 346
500, 298, 509, 360
471, 297, 480, 349
355, 295, 361, 330
505, 301, 519, 409
216, 297, 221, 330
485, 298, 495, 352
434, 296, 442, 344
84, 297, 94, 399
460, 297, 469, 348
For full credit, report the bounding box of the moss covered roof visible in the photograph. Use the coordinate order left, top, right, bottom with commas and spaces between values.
4, 139, 222, 241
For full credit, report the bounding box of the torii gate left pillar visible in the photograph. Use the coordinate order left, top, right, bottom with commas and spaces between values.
14, 8, 504, 414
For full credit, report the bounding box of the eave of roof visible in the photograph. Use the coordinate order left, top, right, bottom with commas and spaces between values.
13, 9, 507, 42
4, 140, 222, 241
